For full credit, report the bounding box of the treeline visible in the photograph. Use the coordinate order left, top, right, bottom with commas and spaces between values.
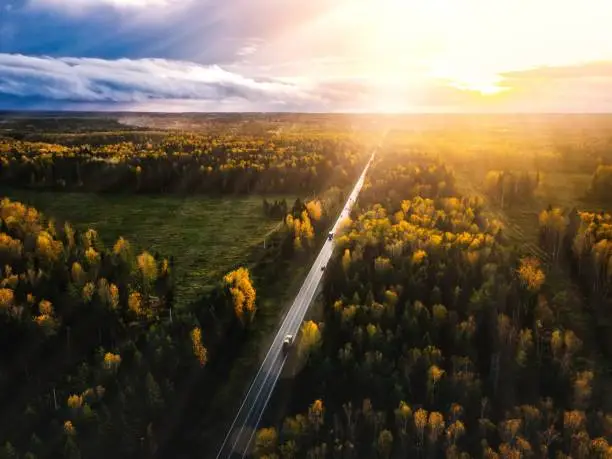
0, 134, 366, 194
359, 151, 457, 211
483, 170, 540, 208
263, 199, 289, 219
254, 157, 612, 458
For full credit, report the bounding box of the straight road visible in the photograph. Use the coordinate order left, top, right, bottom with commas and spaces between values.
215, 149, 377, 459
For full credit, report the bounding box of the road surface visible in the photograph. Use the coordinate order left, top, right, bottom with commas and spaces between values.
215, 150, 377, 458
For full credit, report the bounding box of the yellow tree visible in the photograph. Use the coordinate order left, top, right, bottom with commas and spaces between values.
36, 230, 63, 266
427, 411, 445, 444
137, 251, 157, 300
517, 257, 545, 292
128, 292, 144, 317
573, 370, 594, 410
427, 365, 445, 402
63, 420, 76, 436
34, 299, 58, 336
298, 320, 322, 358
539, 207, 569, 261
342, 249, 351, 272
377, 430, 393, 459
82, 282, 95, 303
0, 288, 14, 312
254, 427, 278, 457
394, 401, 412, 436
103, 352, 121, 374
308, 399, 324, 433
306, 200, 323, 221
190, 326, 208, 367
300, 210, 315, 241
113, 237, 131, 259
414, 408, 428, 446
71, 262, 85, 286
224, 267, 256, 325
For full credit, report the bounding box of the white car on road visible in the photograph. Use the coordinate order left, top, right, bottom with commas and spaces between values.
282, 334, 294, 352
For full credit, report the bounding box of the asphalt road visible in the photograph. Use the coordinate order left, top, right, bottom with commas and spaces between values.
215, 150, 376, 459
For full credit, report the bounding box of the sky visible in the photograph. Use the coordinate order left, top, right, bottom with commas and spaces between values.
1, 0, 612, 112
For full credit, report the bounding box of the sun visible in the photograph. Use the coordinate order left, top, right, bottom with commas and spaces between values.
349, 0, 512, 96
430, 67, 510, 96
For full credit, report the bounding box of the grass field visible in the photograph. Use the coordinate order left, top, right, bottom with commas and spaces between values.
2, 189, 288, 308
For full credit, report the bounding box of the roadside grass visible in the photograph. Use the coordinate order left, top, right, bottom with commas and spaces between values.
1, 189, 290, 308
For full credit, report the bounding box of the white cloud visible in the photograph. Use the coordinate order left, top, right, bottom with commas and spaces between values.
1, 53, 612, 112
29, 0, 183, 9
0, 54, 314, 107
26, 0, 195, 18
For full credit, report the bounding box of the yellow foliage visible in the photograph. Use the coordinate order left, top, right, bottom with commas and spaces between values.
109, 284, 119, 310
113, 237, 131, 257
1, 274, 18, 289
0, 288, 14, 309
83, 229, 98, 249
85, 246, 100, 266
161, 258, 170, 276
293, 236, 302, 251
374, 256, 392, 272
255, 427, 278, 455
446, 420, 466, 444
71, 262, 85, 285
429, 364, 445, 383
591, 437, 610, 455
342, 249, 351, 272
306, 200, 323, 221
82, 282, 95, 303
300, 210, 314, 240
574, 371, 594, 408
308, 399, 324, 428
517, 257, 545, 292
428, 411, 445, 441
384, 290, 398, 307
412, 249, 427, 264
103, 352, 122, 372
64, 222, 75, 248
137, 251, 157, 283
190, 326, 208, 366
224, 267, 256, 324
38, 300, 53, 316
67, 394, 83, 409
563, 410, 586, 432
63, 420, 76, 436
36, 230, 63, 263
33, 312, 58, 335
299, 320, 322, 357
397, 401, 412, 419
128, 292, 143, 316
0, 232, 22, 258
414, 408, 428, 433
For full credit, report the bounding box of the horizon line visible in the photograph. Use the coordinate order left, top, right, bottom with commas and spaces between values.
2, 110, 612, 116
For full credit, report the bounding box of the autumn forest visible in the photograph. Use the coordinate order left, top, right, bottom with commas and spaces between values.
2, 113, 612, 459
